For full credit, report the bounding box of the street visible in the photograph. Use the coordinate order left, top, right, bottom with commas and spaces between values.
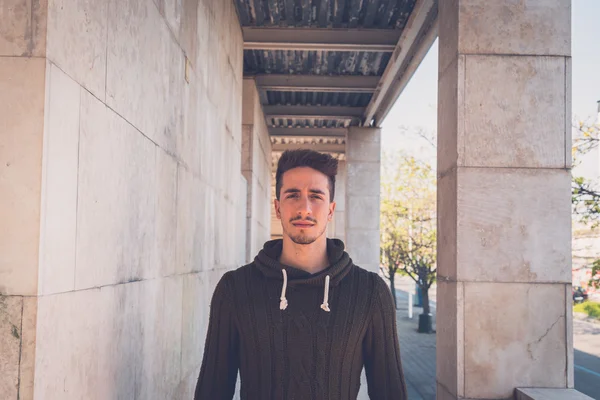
574, 318, 600, 399
391, 276, 600, 399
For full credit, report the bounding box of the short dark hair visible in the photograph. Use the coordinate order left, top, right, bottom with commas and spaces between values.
275, 150, 338, 202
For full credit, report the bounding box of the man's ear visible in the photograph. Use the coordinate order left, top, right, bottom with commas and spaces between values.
328, 201, 336, 221
274, 198, 281, 219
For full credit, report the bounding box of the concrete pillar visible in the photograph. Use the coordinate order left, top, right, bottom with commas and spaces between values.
345, 127, 381, 274
241, 78, 272, 262
437, 1, 572, 399
0, 1, 46, 398
332, 159, 347, 242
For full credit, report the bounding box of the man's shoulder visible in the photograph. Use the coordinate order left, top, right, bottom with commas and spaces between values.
346, 263, 387, 290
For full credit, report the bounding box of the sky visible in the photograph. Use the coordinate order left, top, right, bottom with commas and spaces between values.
381, 0, 600, 177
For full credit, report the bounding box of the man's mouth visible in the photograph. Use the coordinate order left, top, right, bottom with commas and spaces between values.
292, 221, 315, 228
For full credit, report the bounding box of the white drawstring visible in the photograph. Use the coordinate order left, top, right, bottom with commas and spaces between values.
279, 271, 331, 312
320, 275, 331, 312
280, 269, 288, 310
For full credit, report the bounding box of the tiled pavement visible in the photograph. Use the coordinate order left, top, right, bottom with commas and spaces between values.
394, 290, 436, 400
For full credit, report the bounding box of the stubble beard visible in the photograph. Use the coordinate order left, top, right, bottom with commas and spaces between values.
284, 222, 328, 245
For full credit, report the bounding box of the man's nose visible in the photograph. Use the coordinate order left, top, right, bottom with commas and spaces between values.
296, 196, 312, 215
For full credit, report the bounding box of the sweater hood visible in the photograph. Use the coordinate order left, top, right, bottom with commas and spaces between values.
254, 238, 353, 288
254, 238, 354, 312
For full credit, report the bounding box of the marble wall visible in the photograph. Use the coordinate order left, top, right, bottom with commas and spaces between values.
1, 0, 250, 398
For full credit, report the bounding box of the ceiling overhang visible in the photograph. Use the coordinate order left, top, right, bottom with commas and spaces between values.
235, 0, 439, 148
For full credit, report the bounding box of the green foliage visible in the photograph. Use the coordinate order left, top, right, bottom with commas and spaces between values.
589, 258, 600, 289
572, 121, 600, 228
573, 301, 600, 320
380, 152, 436, 291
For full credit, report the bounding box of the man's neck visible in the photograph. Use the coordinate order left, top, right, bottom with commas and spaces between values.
279, 235, 329, 275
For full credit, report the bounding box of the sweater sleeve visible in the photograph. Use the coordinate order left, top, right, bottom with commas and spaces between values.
194, 272, 239, 400
363, 275, 407, 400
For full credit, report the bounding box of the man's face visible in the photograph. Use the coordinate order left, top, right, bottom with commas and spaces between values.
274, 167, 336, 245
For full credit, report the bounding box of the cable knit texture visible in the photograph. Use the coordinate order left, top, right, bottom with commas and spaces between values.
194, 239, 407, 400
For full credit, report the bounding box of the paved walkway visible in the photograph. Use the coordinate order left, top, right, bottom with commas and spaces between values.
394, 288, 436, 400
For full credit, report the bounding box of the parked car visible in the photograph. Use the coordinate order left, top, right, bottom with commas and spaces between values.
573, 286, 589, 304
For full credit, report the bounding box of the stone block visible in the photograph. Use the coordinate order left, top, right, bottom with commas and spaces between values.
194, 1, 210, 90
437, 55, 463, 175
436, 281, 464, 398
516, 388, 594, 400
565, 284, 574, 388
463, 282, 567, 399
138, 277, 183, 400
155, 149, 178, 278
47, 0, 107, 99
347, 127, 380, 143
179, 0, 198, 63
178, 71, 202, 174
0, 57, 45, 296
436, 383, 458, 400
334, 160, 346, 209
346, 137, 379, 163
106, 0, 185, 154
346, 162, 380, 196
39, 62, 80, 295
346, 196, 379, 230
456, 168, 571, 283
462, 55, 567, 168
176, 165, 206, 274
437, 0, 459, 78
76, 91, 157, 289
565, 57, 572, 168
0, 295, 22, 398
436, 169, 457, 280
0, 0, 47, 56
346, 230, 379, 266
34, 287, 115, 399
19, 296, 37, 400
457, 0, 570, 57
179, 272, 209, 399
162, 0, 182, 38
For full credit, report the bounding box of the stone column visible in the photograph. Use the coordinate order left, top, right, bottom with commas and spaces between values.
332, 159, 347, 242
437, 1, 572, 399
345, 127, 381, 274
241, 78, 272, 262
0, 2, 46, 398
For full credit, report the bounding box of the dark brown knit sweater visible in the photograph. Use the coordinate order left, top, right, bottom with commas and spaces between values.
194, 239, 407, 400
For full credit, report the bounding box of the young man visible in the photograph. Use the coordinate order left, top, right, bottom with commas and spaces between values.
195, 150, 406, 399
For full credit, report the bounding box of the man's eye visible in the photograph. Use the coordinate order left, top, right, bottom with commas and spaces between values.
311, 195, 322, 200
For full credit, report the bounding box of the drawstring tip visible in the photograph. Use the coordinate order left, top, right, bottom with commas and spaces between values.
320, 303, 330, 312
280, 298, 288, 310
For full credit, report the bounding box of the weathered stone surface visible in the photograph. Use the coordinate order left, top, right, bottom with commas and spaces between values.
0, 57, 45, 296
346, 162, 380, 195
456, 168, 571, 283
457, 0, 571, 57
106, 0, 185, 154
436, 169, 458, 280
436, 281, 463, 398
462, 56, 567, 168
0, 295, 22, 398
176, 166, 207, 274
46, 0, 107, 99
155, 149, 178, 278
346, 230, 379, 267
464, 283, 567, 399
76, 91, 157, 289
516, 388, 594, 400
346, 196, 379, 230
437, 55, 463, 175
0, 0, 47, 56
39, 62, 80, 295
19, 296, 37, 400
179, 272, 210, 399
